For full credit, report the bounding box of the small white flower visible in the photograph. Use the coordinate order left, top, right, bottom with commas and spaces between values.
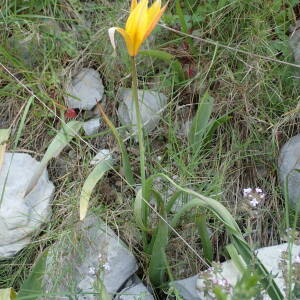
243, 188, 252, 197
103, 262, 111, 271
295, 255, 300, 264
219, 279, 228, 287
157, 156, 162, 161
260, 194, 265, 199
88, 267, 96, 275
255, 187, 263, 193
249, 198, 259, 207
98, 253, 102, 259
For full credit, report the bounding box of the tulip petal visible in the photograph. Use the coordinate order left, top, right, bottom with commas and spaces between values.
108, 27, 134, 56
131, 0, 137, 11
143, 3, 167, 42
147, 0, 161, 25
126, 0, 148, 36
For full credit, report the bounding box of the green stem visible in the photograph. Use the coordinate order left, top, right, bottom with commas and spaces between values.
131, 56, 148, 247
131, 56, 146, 189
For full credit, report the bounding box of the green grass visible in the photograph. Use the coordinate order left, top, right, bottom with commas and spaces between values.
1, 0, 300, 298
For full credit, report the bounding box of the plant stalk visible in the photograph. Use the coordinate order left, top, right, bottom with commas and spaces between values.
131, 56, 146, 190
131, 56, 148, 245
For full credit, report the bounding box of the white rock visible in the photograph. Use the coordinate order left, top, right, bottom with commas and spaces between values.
90, 149, 112, 165
278, 134, 300, 209
117, 88, 167, 135
43, 214, 138, 299
289, 20, 300, 65
117, 283, 154, 300
0, 153, 55, 258
83, 117, 101, 136
65, 68, 104, 110
171, 243, 300, 300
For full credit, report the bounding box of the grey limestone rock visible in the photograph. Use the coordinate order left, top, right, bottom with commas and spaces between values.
42, 214, 138, 299
170, 275, 202, 300
0, 153, 55, 258
65, 68, 104, 110
83, 117, 101, 136
278, 134, 300, 209
117, 88, 167, 135
116, 282, 154, 300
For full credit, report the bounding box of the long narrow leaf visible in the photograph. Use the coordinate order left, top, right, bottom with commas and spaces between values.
25, 120, 82, 195
226, 243, 246, 274
17, 250, 48, 300
0, 288, 16, 300
80, 158, 113, 220
148, 190, 169, 286
196, 214, 213, 264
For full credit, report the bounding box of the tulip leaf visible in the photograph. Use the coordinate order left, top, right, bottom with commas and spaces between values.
0, 288, 17, 300
80, 158, 113, 220
188, 91, 214, 151
25, 120, 82, 195
16, 249, 48, 300
196, 214, 213, 264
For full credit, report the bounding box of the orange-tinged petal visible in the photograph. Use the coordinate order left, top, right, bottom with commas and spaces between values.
131, 0, 137, 11
142, 3, 167, 42
147, 0, 161, 26
108, 27, 135, 56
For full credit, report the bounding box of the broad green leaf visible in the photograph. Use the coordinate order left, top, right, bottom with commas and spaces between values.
17, 249, 48, 300
196, 214, 213, 264
0, 288, 16, 300
148, 218, 168, 287
226, 244, 246, 274
148, 190, 169, 286
0, 129, 10, 169
80, 158, 113, 220
25, 120, 82, 195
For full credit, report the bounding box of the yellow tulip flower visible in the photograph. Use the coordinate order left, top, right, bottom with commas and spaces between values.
109, 0, 168, 56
